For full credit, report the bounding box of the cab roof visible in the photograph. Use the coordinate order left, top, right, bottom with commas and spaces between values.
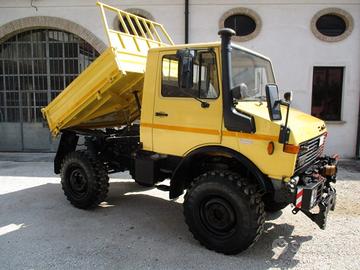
148, 41, 271, 62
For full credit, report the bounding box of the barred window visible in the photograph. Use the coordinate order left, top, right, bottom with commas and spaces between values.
0, 29, 99, 123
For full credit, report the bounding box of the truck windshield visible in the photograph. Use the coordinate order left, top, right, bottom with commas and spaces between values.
231, 46, 275, 101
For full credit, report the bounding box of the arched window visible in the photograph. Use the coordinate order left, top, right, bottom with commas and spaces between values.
0, 29, 99, 123
219, 8, 261, 42
311, 8, 353, 42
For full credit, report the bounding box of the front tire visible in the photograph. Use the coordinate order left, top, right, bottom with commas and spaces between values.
263, 194, 289, 213
183, 171, 265, 255
60, 151, 109, 209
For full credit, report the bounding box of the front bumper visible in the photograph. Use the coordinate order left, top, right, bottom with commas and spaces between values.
291, 155, 338, 229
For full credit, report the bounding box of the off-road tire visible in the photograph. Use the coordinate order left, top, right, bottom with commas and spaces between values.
60, 151, 109, 209
183, 171, 265, 255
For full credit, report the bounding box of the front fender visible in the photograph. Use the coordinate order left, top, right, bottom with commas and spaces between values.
169, 145, 270, 199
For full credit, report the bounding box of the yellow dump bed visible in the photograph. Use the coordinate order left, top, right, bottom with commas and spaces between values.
42, 2, 174, 136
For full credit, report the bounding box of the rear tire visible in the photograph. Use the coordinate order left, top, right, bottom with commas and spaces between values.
183, 171, 265, 255
60, 151, 109, 209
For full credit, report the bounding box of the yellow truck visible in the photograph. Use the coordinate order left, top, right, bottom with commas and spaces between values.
42, 2, 338, 254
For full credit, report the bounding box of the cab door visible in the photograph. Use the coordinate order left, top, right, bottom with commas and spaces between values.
152, 48, 222, 156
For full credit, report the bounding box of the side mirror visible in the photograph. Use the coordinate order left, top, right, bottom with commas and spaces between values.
231, 85, 241, 99
284, 91, 293, 103
176, 49, 194, 89
265, 84, 282, 121
231, 83, 248, 100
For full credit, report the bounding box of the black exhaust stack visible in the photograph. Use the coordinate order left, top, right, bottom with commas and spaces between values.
218, 28, 255, 133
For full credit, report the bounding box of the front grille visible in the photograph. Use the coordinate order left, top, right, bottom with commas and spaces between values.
295, 135, 325, 173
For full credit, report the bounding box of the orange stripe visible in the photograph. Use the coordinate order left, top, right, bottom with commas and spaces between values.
141, 122, 278, 141
141, 122, 220, 135
222, 130, 278, 141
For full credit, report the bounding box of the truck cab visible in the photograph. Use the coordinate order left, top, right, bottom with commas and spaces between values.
42, 3, 337, 255
141, 41, 325, 178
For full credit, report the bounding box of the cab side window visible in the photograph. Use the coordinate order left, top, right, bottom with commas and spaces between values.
161, 50, 219, 99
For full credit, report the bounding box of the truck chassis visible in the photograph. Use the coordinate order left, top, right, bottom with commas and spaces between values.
55, 124, 337, 254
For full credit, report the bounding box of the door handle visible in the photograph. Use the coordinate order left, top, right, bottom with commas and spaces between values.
155, 111, 168, 117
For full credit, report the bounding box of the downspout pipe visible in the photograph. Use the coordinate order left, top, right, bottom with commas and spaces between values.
356, 97, 360, 159
185, 0, 189, 43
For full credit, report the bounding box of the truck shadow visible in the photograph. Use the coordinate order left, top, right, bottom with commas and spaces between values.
244, 221, 312, 269
0, 180, 312, 269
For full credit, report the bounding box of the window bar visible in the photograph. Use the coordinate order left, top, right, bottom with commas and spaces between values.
31, 30, 37, 123
61, 42, 66, 86
32, 91, 36, 122
16, 38, 24, 149
45, 30, 53, 110
45, 30, 53, 147
1, 54, 8, 121
77, 40, 81, 75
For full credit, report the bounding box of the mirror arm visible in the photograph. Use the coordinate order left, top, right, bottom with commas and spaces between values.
277, 100, 290, 106
278, 101, 291, 144
284, 102, 290, 131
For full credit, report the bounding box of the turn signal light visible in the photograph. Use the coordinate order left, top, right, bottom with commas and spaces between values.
283, 144, 300, 154
267, 142, 275, 155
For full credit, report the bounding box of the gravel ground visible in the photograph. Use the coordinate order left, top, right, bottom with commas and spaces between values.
0, 154, 359, 270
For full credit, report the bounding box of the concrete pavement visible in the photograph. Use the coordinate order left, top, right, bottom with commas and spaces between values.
0, 154, 359, 270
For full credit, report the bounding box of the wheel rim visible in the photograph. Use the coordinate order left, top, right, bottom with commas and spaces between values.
200, 196, 236, 237
67, 167, 88, 199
